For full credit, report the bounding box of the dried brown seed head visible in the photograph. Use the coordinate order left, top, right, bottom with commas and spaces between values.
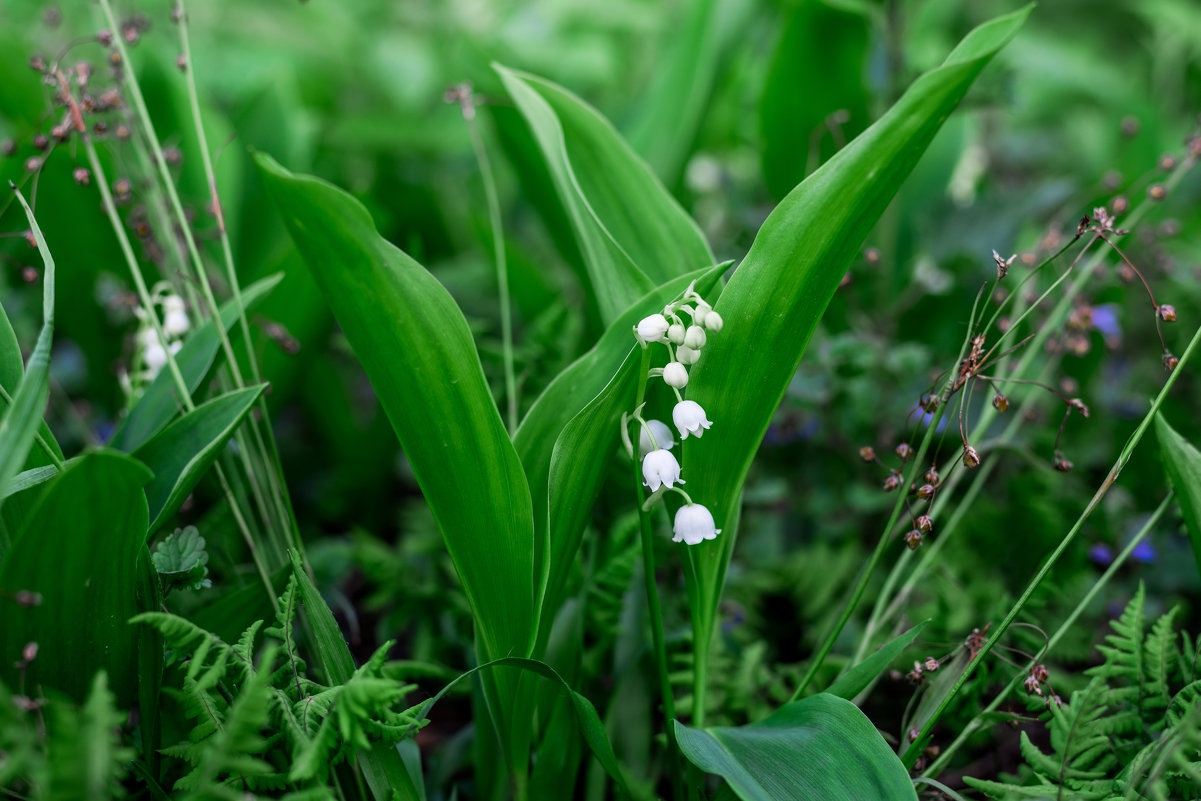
895, 442, 913, 462
904, 530, 923, 550
992, 394, 1008, 413
1068, 398, 1089, 418
915, 514, 933, 534
1112, 195, 1129, 214
73, 167, 90, 186
859, 446, 876, 462
1164, 352, 1179, 372
916, 484, 935, 500
1158, 304, 1177, 322
924, 657, 940, 672
1159, 154, 1178, 171
923, 467, 939, 485
1053, 454, 1073, 472
883, 474, 901, 492
1148, 183, 1167, 201
963, 445, 980, 469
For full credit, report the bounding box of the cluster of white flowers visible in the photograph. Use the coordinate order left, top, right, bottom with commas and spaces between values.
629, 282, 724, 546
135, 285, 191, 380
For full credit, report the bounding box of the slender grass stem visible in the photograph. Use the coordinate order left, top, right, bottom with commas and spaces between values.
903, 309, 1201, 766
920, 491, 1174, 777
0, 384, 63, 471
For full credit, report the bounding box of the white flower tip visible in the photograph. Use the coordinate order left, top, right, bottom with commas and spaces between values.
636, 313, 670, 343
676, 346, 700, 365
704, 311, 724, 333
684, 325, 707, 350
667, 323, 686, 345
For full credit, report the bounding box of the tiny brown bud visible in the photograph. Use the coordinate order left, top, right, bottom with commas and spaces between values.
22, 230, 36, 249
50, 125, 69, 144
923, 468, 939, 485
109, 50, 123, 67
14, 591, 42, 607
859, 446, 876, 462
21, 642, 38, 663
21, 267, 38, 284
1053, 454, 1073, 472
1076, 215, 1090, 236
1148, 183, 1167, 201
1164, 352, 1179, 372
176, 54, 188, 72
863, 247, 881, 266
1158, 304, 1177, 322
1120, 115, 1139, 137
908, 728, 920, 743
895, 442, 913, 462
122, 24, 141, 45
115, 125, 131, 141
162, 147, 182, 167
1068, 398, 1089, 418
73, 167, 90, 186
32, 134, 49, 152
992, 394, 1008, 413
916, 484, 935, 500
904, 530, 923, 550
98, 30, 114, 46
915, 514, 933, 534
1032, 663, 1049, 683
1112, 195, 1129, 214
1158, 154, 1177, 171
24, 157, 41, 174
963, 445, 980, 469
1024, 675, 1042, 695
883, 474, 901, 492
29, 54, 46, 73
888, 669, 903, 681
997, 316, 1011, 333
907, 662, 925, 682
93, 121, 108, 137
923, 657, 940, 672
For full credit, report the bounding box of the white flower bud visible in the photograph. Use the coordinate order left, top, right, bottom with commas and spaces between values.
673, 503, 721, 545
144, 342, 168, 372
642, 449, 684, 492
692, 304, 710, 326
638, 419, 675, 456
662, 362, 689, 388
667, 323, 686, 345
636, 314, 670, 343
684, 325, 707, 349
676, 346, 700, 365
672, 400, 712, 440
703, 311, 724, 333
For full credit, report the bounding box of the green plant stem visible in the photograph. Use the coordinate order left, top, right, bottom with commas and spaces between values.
903, 310, 1201, 767
82, 133, 278, 612
465, 107, 518, 434
789, 288, 986, 701
176, 2, 304, 560
631, 345, 684, 801
921, 490, 1174, 777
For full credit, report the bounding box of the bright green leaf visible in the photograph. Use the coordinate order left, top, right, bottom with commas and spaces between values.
151, 526, 211, 592
675, 693, 917, 801
132, 385, 265, 533
826, 620, 928, 701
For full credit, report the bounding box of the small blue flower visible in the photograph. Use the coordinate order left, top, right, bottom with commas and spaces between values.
1089, 544, 1114, 566
1130, 540, 1156, 563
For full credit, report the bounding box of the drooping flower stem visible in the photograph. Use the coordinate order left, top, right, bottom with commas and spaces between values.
631, 344, 684, 801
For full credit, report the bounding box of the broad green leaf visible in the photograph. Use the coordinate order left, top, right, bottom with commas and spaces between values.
625, 0, 722, 184
288, 551, 421, 801
258, 153, 536, 664
0, 450, 154, 707
760, 0, 872, 200
826, 620, 928, 700
0, 300, 62, 465
496, 65, 714, 324
132, 385, 265, 533
1155, 415, 1201, 581
0, 187, 56, 540
150, 526, 211, 592
679, 6, 1030, 680
108, 272, 283, 453
675, 693, 917, 801
515, 264, 727, 627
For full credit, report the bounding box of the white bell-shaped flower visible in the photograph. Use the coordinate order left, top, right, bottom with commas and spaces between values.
704, 311, 724, 333
676, 346, 700, 365
642, 449, 683, 492
667, 323, 686, 345
692, 302, 711, 326
144, 341, 168, 372
662, 362, 689, 388
684, 325, 707, 349
162, 294, 189, 337
636, 314, 670, 343
673, 503, 721, 545
672, 400, 712, 440
638, 419, 675, 456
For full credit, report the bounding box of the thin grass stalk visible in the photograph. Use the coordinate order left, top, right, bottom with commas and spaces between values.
176, 1, 304, 557
902, 310, 1201, 766
0, 384, 64, 471
788, 286, 989, 701
83, 133, 278, 610
921, 490, 1174, 777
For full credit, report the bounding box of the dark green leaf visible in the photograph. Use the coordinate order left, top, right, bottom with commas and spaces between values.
132, 385, 265, 533
108, 273, 283, 453
1156, 414, 1201, 581
674, 694, 917, 801
0, 450, 154, 707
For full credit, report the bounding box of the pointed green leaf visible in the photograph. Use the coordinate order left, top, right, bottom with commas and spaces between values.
674, 693, 917, 801
678, 5, 1030, 664
108, 273, 283, 453
257, 153, 536, 665
495, 65, 714, 323
0, 300, 62, 466
133, 385, 265, 533
1155, 414, 1201, 581
150, 526, 211, 592
826, 620, 928, 700
0, 450, 154, 706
